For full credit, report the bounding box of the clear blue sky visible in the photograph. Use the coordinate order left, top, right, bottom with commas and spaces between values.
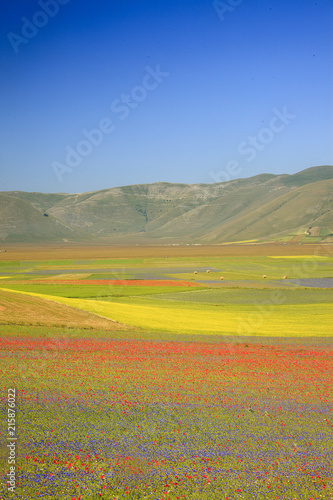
0, 0, 332, 193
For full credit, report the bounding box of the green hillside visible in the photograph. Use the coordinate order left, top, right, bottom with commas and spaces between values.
0, 194, 91, 242
0, 166, 332, 244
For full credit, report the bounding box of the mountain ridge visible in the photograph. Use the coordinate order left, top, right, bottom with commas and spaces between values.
1, 165, 332, 244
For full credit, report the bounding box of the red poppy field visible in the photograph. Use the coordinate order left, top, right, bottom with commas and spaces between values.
11, 280, 200, 287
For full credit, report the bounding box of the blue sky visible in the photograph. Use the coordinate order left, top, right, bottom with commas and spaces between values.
0, 0, 332, 193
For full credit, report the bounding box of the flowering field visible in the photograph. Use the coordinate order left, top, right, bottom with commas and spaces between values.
7, 280, 201, 287
0, 248, 332, 498
1, 331, 332, 499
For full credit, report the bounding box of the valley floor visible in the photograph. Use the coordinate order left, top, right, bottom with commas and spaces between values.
0, 244, 332, 498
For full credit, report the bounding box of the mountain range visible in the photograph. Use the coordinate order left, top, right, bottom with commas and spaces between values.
0, 165, 332, 244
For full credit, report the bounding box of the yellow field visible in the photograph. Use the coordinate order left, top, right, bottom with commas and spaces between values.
268, 255, 331, 259
0, 289, 129, 331
2, 288, 331, 337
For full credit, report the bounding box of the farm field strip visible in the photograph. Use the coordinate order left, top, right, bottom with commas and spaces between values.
1, 287, 332, 336
6, 279, 201, 287
1, 252, 332, 271
142, 287, 333, 305
0, 243, 330, 261
0, 284, 202, 300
